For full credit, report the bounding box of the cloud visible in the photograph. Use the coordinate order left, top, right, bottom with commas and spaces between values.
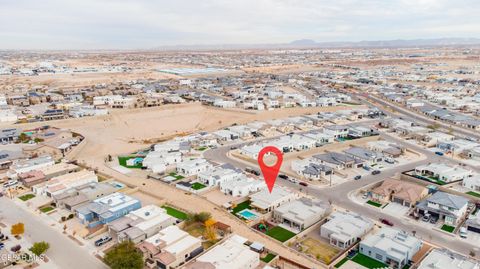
0, 0, 479, 49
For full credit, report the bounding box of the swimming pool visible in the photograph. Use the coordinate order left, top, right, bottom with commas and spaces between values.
238, 209, 258, 220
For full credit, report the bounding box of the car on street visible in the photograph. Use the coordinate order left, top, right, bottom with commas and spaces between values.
379, 218, 394, 226
0, 243, 4, 250
94, 235, 112, 247
371, 170, 381, 175
278, 174, 289, 180
434, 151, 444, 156
299, 182, 308, 187
354, 175, 362, 180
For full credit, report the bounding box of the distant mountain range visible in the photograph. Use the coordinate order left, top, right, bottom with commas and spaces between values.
153, 37, 480, 51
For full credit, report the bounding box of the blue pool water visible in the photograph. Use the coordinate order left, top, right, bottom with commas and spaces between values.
238, 209, 258, 220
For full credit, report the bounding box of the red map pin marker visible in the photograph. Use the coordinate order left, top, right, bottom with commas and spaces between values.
257, 146, 283, 193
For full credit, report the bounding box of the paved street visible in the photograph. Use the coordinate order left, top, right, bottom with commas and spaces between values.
0, 197, 107, 269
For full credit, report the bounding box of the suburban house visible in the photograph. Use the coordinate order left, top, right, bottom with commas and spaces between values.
8, 155, 55, 178
348, 126, 377, 138
185, 236, 259, 269
249, 186, 298, 213
35, 162, 81, 179
366, 140, 405, 158
137, 225, 203, 269
359, 227, 422, 269
219, 175, 265, 197
416, 191, 469, 226
33, 170, 98, 197
18, 170, 46, 187
0, 128, 20, 143
302, 131, 335, 146
0, 150, 24, 170
312, 152, 363, 170
343, 147, 383, 165
291, 159, 333, 180
75, 192, 142, 228
197, 163, 243, 187
417, 248, 480, 269
465, 199, 480, 234
272, 197, 330, 232
323, 125, 349, 138
176, 158, 213, 176
371, 179, 429, 208
55, 182, 118, 211
414, 163, 473, 183
463, 175, 480, 192
108, 205, 176, 243
320, 211, 374, 249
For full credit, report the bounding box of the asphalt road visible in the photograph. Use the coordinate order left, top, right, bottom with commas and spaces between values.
0, 197, 107, 269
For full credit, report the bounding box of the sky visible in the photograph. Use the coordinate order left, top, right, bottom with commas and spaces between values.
0, 0, 479, 49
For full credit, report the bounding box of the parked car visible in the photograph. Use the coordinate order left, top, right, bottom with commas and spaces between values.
10, 245, 21, 252
3, 180, 18, 188
362, 193, 369, 199
429, 216, 439, 224
371, 170, 381, 175
278, 174, 289, 180
434, 151, 444, 156
384, 158, 395, 164
459, 227, 468, 239
354, 175, 362, 180
379, 218, 394, 226
299, 182, 308, 187
422, 214, 431, 222
95, 235, 112, 247
0, 243, 4, 250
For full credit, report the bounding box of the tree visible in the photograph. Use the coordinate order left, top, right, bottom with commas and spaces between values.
30, 241, 50, 256
11, 223, 25, 237
104, 241, 143, 269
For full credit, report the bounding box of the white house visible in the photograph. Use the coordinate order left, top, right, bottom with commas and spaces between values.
220, 175, 266, 197
320, 211, 374, 249
414, 163, 473, 183
360, 227, 422, 269
249, 186, 298, 213
463, 175, 480, 192
417, 249, 480, 269
273, 198, 329, 232
185, 235, 259, 269
108, 205, 176, 243
176, 158, 213, 176
197, 163, 243, 187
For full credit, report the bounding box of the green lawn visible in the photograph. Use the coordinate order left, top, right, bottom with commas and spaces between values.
366, 200, 382, 207
441, 224, 455, 233
466, 191, 480, 198
19, 194, 35, 201
232, 200, 252, 214
40, 206, 54, 213
266, 226, 296, 243
351, 254, 388, 269
191, 182, 207, 190
334, 257, 349, 268
169, 172, 185, 180
260, 253, 276, 263
162, 206, 188, 220
118, 156, 143, 169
